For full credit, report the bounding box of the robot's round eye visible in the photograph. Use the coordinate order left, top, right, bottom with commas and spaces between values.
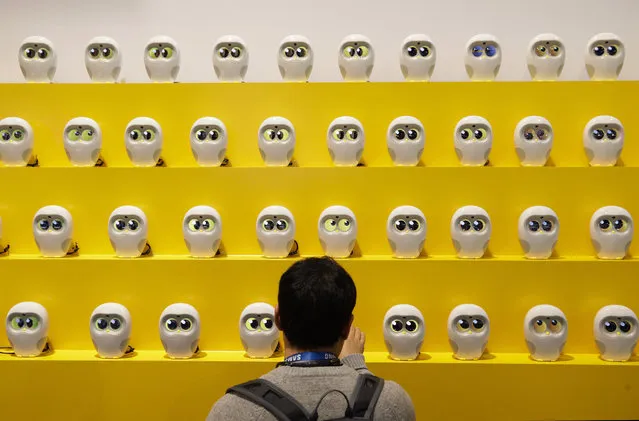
113, 219, 126, 231
395, 219, 407, 231
202, 219, 215, 232
209, 129, 220, 141
408, 219, 420, 231
95, 318, 108, 330
128, 219, 139, 231
38, 219, 50, 231
276, 219, 288, 231
142, 129, 156, 141
405, 320, 419, 332
263, 129, 276, 141
276, 129, 290, 141
129, 130, 141, 141
11, 317, 24, 329
37, 48, 49, 59
541, 220, 553, 232
0, 130, 10, 142
599, 218, 611, 231
346, 129, 359, 141
12, 130, 24, 140
180, 318, 192, 331
535, 45, 547, 57
283, 47, 295, 58
89, 47, 100, 58
536, 129, 549, 140
472, 319, 484, 330
619, 320, 632, 333
67, 129, 80, 141
356, 46, 369, 57
324, 218, 337, 232
459, 220, 471, 231
607, 45, 618, 56
218, 47, 229, 58
390, 319, 403, 332
460, 129, 470, 140
394, 129, 406, 140
549, 319, 562, 333
534, 319, 546, 333
161, 47, 174, 58
81, 129, 94, 141
419, 46, 429, 57
474, 128, 487, 140
550, 44, 561, 56
613, 219, 625, 231
456, 319, 470, 331
195, 129, 207, 141
528, 220, 540, 232
523, 129, 534, 141
606, 129, 617, 140
592, 129, 605, 140
407, 129, 419, 140
102, 48, 113, 59
261, 318, 274, 330
338, 218, 351, 232
149, 47, 160, 58
262, 219, 275, 231
472, 45, 483, 57
485, 45, 497, 57
230, 47, 242, 58
245, 318, 259, 331
24, 48, 36, 59
188, 218, 201, 232
604, 321, 617, 332
165, 318, 178, 331
343, 46, 355, 57
110, 318, 121, 330
24, 317, 36, 328
296, 47, 307, 58
406, 46, 418, 57
593, 45, 605, 56
472, 219, 484, 231
332, 129, 345, 141
51, 219, 63, 231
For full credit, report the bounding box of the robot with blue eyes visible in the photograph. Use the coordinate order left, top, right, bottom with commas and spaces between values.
583, 116, 624, 167
590, 206, 633, 260
108, 206, 150, 258
585, 33, 625, 81
256, 206, 296, 258
594, 305, 638, 362
6, 301, 50, 357
399, 34, 436, 81
465, 34, 501, 81
383, 304, 425, 360
451, 206, 491, 258
160, 303, 201, 359
518, 206, 559, 259
90, 303, 133, 359
33, 205, 78, 257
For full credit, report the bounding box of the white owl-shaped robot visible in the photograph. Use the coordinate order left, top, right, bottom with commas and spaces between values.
19, 36, 56, 83
125, 117, 163, 166
514, 116, 553, 167
190, 117, 227, 166
387, 206, 426, 258
213, 36, 248, 82
85, 36, 121, 83
585, 33, 625, 81
319, 206, 357, 258
160, 303, 200, 359
33, 205, 76, 257
400, 34, 436, 81
63, 117, 102, 166
454, 116, 492, 166
583, 116, 624, 167
0, 117, 35, 167
448, 304, 490, 360
526, 34, 565, 81
90, 303, 132, 359
518, 206, 559, 259
240, 302, 280, 359
278, 35, 313, 82
387, 116, 425, 166
524, 305, 568, 362
256, 206, 296, 258
465, 34, 501, 81
327, 116, 365, 166
144, 36, 180, 83
338, 34, 374, 82
451, 206, 491, 259
590, 206, 633, 260
183, 205, 222, 258
258, 117, 296, 166
594, 305, 638, 362
108, 206, 149, 258
383, 304, 425, 361
6, 302, 49, 357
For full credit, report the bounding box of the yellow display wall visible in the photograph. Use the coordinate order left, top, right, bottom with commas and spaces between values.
1, 82, 638, 421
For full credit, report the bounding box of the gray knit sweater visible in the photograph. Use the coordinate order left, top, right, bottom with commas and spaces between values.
206, 354, 415, 420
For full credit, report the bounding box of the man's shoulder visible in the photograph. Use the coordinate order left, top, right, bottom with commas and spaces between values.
374, 379, 416, 420
207, 392, 273, 421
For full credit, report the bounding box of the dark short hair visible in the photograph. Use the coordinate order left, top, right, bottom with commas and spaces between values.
278, 257, 357, 349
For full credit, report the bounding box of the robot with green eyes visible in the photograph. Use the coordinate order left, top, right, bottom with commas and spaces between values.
383, 304, 425, 361
318, 206, 357, 258
63, 117, 104, 166
0, 117, 37, 167
239, 303, 280, 359
183, 206, 222, 258
144, 35, 180, 83
19, 36, 56, 83
6, 302, 49, 357
160, 303, 201, 359
125, 117, 163, 167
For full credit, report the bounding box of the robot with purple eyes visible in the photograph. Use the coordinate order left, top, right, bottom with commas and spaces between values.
465, 34, 501, 81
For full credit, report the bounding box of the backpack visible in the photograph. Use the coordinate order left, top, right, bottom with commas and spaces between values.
227, 374, 384, 421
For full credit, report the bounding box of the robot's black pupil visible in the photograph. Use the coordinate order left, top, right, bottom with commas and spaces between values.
284, 47, 294, 58
594, 46, 605, 56
394, 130, 405, 140
115, 220, 126, 231
473, 220, 484, 231
349, 130, 358, 140
405, 320, 417, 332
605, 321, 616, 332
474, 130, 483, 140
408, 220, 419, 231
38, 49, 48, 59
407, 46, 417, 57
342, 220, 350, 227
263, 220, 275, 231
528, 220, 540, 232
130, 131, 139, 140
391, 320, 403, 332
277, 130, 284, 140
619, 321, 631, 333
459, 220, 471, 231
524, 132, 534, 140
167, 319, 177, 330
128, 219, 139, 231
263, 319, 273, 329
552, 46, 559, 52
231, 48, 241, 58
25, 318, 34, 328
460, 129, 470, 140
614, 219, 624, 231
97, 319, 107, 330
472, 319, 484, 329
1, 132, 10, 141
16, 318, 24, 328
152, 48, 160, 58
407, 129, 418, 140
551, 319, 558, 326
196, 130, 207, 141
356, 47, 364, 56
110, 319, 121, 330
86, 130, 93, 137
395, 220, 406, 231
90, 48, 99, 57
192, 220, 201, 230
276, 220, 287, 231
143, 130, 153, 140
210, 130, 219, 140
606, 129, 617, 140
250, 319, 259, 329
26, 48, 35, 58
296, 48, 305, 57
536, 130, 546, 139
336, 130, 344, 140
39, 220, 49, 230
542, 220, 553, 231
161, 49, 169, 58
419, 46, 429, 57
536, 319, 543, 326
219, 48, 229, 58
180, 319, 192, 330
607, 45, 618, 56
51, 219, 62, 230
201, 220, 210, 230
599, 219, 610, 230
458, 319, 470, 329
103, 48, 111, 57
593, 129, 605, 140
13, 130, 23, 139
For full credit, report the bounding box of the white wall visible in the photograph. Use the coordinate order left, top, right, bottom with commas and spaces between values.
1, 0, 638, 83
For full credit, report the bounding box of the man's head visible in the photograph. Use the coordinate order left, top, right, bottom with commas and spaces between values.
276, 257, 356, 351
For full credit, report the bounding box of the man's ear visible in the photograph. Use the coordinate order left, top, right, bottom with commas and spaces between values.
341, 314, 354, 340
274, 305, 282, 330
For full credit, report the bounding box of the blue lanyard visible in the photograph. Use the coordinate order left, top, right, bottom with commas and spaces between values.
284, 352, 337, 363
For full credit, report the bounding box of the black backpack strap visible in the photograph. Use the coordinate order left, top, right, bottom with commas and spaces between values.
227, 379, 311, 421
350, 375, 385, 419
